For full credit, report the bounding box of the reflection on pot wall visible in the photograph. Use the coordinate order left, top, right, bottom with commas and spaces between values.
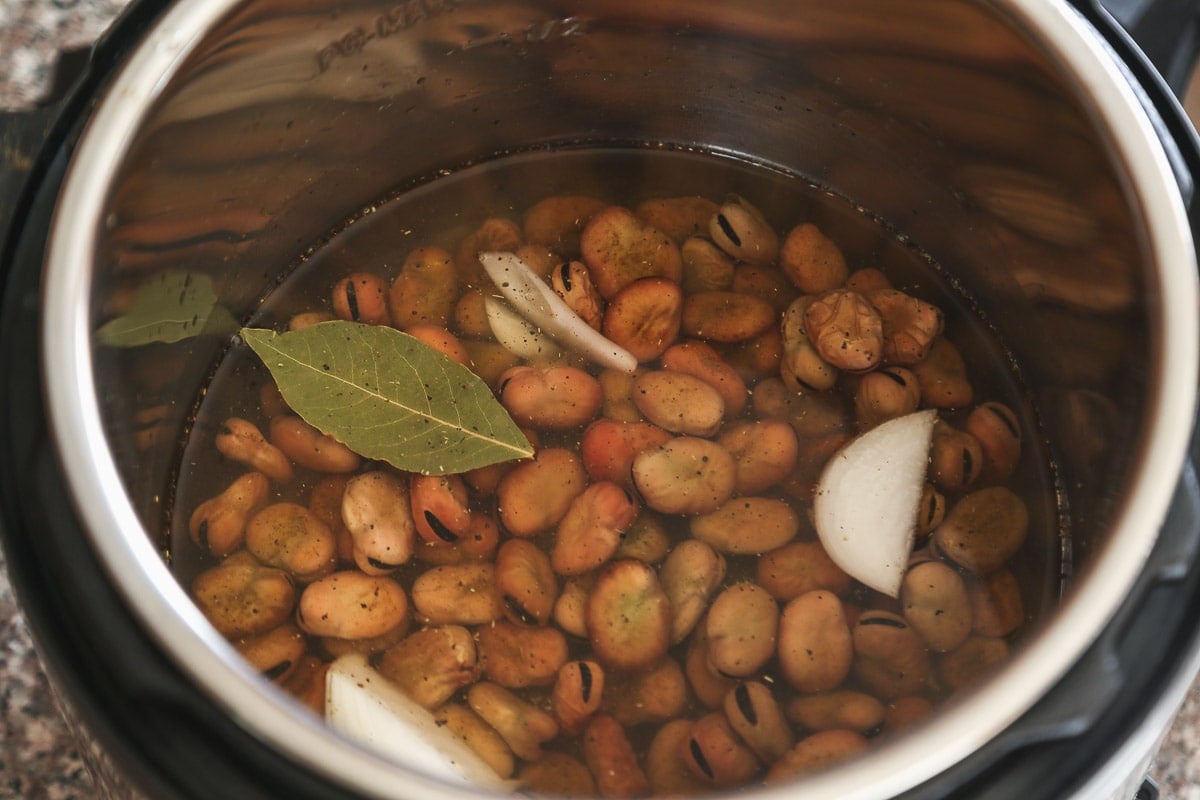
89, 0, 1145, 576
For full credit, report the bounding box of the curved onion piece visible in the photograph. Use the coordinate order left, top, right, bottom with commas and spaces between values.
479, 251, 638, 373
813, 409, 937, 598
484, 295, 562, 360
326, 653, 513, 790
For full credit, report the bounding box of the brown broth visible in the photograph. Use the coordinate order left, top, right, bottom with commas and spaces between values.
170, 145, 1063, 786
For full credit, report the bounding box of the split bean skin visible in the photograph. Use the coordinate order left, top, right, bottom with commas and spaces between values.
184, 186, 1049, 793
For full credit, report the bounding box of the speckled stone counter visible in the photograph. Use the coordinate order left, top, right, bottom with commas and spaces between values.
2, 3, 1200, 799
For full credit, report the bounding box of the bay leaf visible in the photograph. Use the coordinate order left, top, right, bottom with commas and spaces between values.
97, 269, 225, 346
241, 321, 534, 475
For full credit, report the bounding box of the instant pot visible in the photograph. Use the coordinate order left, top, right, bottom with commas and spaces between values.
3, 0, 1200, 798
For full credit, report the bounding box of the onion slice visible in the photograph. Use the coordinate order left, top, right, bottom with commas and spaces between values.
812, 409, 937, 598
479, 251, 638, 373
325, 653, 513, 790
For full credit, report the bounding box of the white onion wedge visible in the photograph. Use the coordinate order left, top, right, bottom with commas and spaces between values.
484, 295, 562, 361
812, 409, 937, 598
479, 251, 638, 373
325, 653, 514, 790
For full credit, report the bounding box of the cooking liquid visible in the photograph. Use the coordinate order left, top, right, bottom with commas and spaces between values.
169, 146, 1062, 779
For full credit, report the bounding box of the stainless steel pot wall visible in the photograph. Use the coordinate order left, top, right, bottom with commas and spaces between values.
37, 0, 1198, 798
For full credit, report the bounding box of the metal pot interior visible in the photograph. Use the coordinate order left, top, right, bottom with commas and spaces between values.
41, 0, 1198, 797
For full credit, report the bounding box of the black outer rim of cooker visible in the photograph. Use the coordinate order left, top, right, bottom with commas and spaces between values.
3, 1, 1200, 797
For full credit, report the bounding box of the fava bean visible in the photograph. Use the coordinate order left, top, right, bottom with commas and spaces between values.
468, 681, 560, 762
966, 401, 1022, 481
495, 538, 558, 626
855, 367, 921, 429
388, 246, 459, 329
661, 340, 750, 418
764, 730, 868, 783
901, 560, 972, 653
413, 511, 501, 565
601, 277, 684, 362
709, 194, 779, 267
270, 416, 361, 474
632, 369, 725, 437
939, 636, 1010, 692
405, 324, 471, 366
581, 206, 683, 299
934, 487, 1029, 574
868, 288, 944, 366
549, 260, 604, 331
434, 703, 515, 779
410, 474, 472, 545
523, 194, 606, 256
582, 714, 651, 799
280, 655, 329, 715
680, 235, 736, 293
632, 437, 737, 516
461, 340, 521, 388
605, 660, 687, 728
192, 552, 295, 639
580, 419, 672, 488
477, 619, 569, 688
780, 296, 838, 392
757, 540, 852, 601
189, 471, 270, 557
725, 681, 793, 762
411, 562, 502, 625
969, 569, 1025, 637
645, 719, 711, 796
706, 582, 779, 677
215, 417, 294, 484
852, 611, 932, 698
636, 195, 720, 243
778, 590, 853, 693
916, 483, 947, 538
245, 502, 337, 582
552, 481, 639, 577
732, 263, 797, 314
785, 689, 886, 734
377, 624, 479, 709
498, 364, 602, 430
721, 326, 784, 382
453, 289, 491, 338
682, 712, 760, 787
912, 336, 974, 408
234, 622, 306, 682
455, 217, 523, 285
553, 576, 593, 638
930, 422, 983, 492
845, 267, 892, 294
332, 272, 390, 326
516, 753, 597, 797
661, 539, 726, 645
613, 514, 672, 564
685, 618, 738, 708
553, 660, 605, 734
296, 570, 408, 641
586, 559, 671, 672
717, 419, 799, 495
289, 310, 335, 331
496, 448, 587, 537
342, 471, 415, 571
780, 222, 848, 294
804, 289, 884, 372
597, 368, 643, 422
690, 497, 800, 555
681, 290, 776, 343
884, 696, 933, 733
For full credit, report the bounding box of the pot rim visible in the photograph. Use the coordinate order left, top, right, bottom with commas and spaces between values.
37, 0, 1199, 798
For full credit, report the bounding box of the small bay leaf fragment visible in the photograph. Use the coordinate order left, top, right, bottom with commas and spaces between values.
97, 269, 225, 346
241, 321, 533, 475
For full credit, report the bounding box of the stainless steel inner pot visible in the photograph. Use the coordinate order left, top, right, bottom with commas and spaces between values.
38, 0, 1199, 798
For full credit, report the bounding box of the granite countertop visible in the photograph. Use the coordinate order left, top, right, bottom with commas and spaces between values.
2, 3, 1200, 799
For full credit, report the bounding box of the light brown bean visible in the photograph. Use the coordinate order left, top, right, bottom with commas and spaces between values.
411, 562, 502, 625
685, 617, 738, 708
680, 235, 736, 293
645, 719, 711, 797
614, 513, 673, 564
585, 559, 671, 672
468, 681, 560, 762
582, 206, 683, 299
780, 222, 848, 294
551, 259, 605, 330
681, 290, 776, 343
245, 502, 337, 582
778, 590, 853, 693
455, 217, 523, 285
852, 610, 932, 698
868, 288, 944, 366
636, 195, 721, 243
410, 473, 472, 545
405, 324, 471, 366
377, 624, 479, 708
969, 569, 1025, 637
786, 689, 886, 734
601, 276, 684, 363
632, 436, 737, 516
780, 296, 838, 392
192, 552, 295, 639
709, 193, 779, 267
494, 538, 558, 626
757, 540, 852, 601
453, 289, 491, 338
706, 582, 779, 677
341, 471, 415, 570
498, 364, 602, 430
289, 310, 335, 331
605, 656, 689, 727
939, 636, 1010, 692
269, 416, 361, 473
690, 496, 800, 555
234, 623, 306, 682
764, 730, 868, 783
912, 336, 974, 408
901, 560, 972, 653
215, 417, 293, 483
717, 419, 799, 495
296, 570, 408, 640
496, 448, 588, 537
632, 369, 725, 437
804, 289, 884, 372
331, 272, 390, 326
434, 703, 515, 779
580, 419, 672, 488
553, 576, 593, 638
732, 263, 798, 314
597, 368, 643, 422
930, 421, 984, 492
477, 620, 569, 688
661, 539, 727, 645
553, 660, 605, 734
854, 367, 921, 429
523, 194, 606, 256
189, 471, 270, 558
845, 267, 892, 293
660, 339, 749, 418
934, 487, 1029, 574
388, 246, 459, 329
516, 753, 597, 797
582, 714, 651, 799
884, 696, 933, 733
966, 401, 1023, 481
552, 481, 639, 577
681, 712, 760, 787
724, 681, 794, 762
